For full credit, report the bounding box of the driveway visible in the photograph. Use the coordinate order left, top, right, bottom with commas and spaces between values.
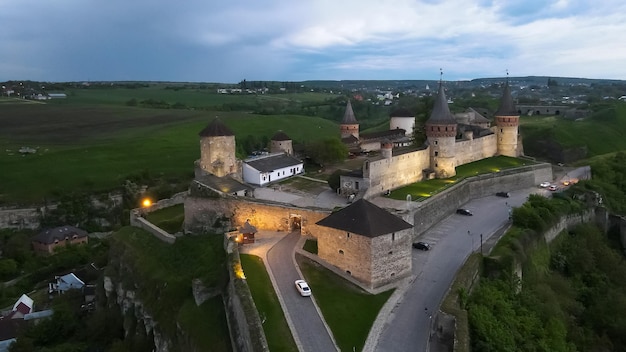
374, 190, 532, 352
266, 232, 338, 352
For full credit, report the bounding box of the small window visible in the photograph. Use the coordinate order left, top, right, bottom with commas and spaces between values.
435, 141, 438, 145
392, 233, 395, 241
434, 151, 438, 156
500, 128, 503, 133
346, 270, 352, 275
388, 251, 393, 255
347, 232, 350, 238
339, 249, 344, 255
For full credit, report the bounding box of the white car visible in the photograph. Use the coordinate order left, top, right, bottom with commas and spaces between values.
295, 280, 311, 297
539, 181, 551, 188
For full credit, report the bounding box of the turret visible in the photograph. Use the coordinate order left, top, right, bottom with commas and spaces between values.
495, 80, 520, 157
425, 82, 457, 178
340, 100, 359, 139
381, 140, 393, 159
198, 118, 237, 177
270, 130, 293, 155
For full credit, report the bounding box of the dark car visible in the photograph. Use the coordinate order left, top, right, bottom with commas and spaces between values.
496, 192, 510, 198
412, 242, 431, 251
456, 208, 473, 216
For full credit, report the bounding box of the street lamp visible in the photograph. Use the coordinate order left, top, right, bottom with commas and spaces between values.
468, 230, 474, 252
480, 233, 483, 255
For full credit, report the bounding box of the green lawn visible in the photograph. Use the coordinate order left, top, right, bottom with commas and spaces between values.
303, 239, 318, 254
0, 102, 339, 204
145, 204, 185, 233
297, 255, 393, 352
389, 156, 532, 201
240, 254, 298, 352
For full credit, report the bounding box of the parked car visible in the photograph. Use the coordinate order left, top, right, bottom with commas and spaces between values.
412, 242, 431, 251
456, 208, 473, 216
495, 191, 510, 198
539, 181, 551, 188
295, 280, 311, 297
548, 185, 558, 191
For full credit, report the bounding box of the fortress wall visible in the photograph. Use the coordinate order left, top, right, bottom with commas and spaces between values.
454, 134, 498, 166
364, 148, 430, 198
317, 227, 373, 287
184, 196, 329, 236
412, 163, 553, 237
370, 229, 413, 287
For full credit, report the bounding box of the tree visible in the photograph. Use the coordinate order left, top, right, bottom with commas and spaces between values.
304, 138, 348, 166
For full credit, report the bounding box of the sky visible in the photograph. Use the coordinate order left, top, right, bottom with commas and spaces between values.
2, 0, 626, 83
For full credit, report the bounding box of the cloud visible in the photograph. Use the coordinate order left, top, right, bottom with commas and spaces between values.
1, 0, 626, 82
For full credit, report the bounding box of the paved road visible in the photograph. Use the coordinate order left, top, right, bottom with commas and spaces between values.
375, 190, 531, 352
266, 232, 338, 352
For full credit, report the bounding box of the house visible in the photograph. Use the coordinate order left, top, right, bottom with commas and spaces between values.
49, 272, 85, 294
32, 226, 88, 255
315, 199, 413, 288
47, 93, 66, 99
242, 153, 304, 186
7, 294, 33, 319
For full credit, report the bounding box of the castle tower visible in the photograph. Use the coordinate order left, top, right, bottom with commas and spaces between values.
340, 100, 359, 139
425, 81, 457, 178
381, 140, 393, 159
495, 80, 520, 157
389, 108, 415, 136
270, 130, 293, 155
198, 118, 237, 177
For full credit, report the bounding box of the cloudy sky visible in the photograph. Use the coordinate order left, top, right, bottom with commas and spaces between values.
2, 0, 626, 83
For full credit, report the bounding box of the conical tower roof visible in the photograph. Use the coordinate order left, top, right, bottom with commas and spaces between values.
495, 81, 517, 116
271, 130, 291, 141
426, 83, 456, 124
341, 100, 358, 124
199, 117, 234, 137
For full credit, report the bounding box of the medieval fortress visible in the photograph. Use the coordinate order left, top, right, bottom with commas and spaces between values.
184, 80, 549, 289
340, 81, 522, 199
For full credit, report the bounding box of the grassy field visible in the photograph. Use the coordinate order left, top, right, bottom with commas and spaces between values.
145, 204, 185, 233
297, 255, 393, 352
0, 94, 340, 204
389, 156, 532, 201
240, 254, 298, 352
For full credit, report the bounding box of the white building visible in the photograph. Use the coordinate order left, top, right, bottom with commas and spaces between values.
242, 153, 304, 186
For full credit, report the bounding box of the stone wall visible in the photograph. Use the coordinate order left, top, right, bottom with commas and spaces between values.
370, 229, 413, 288
184, 196, 330, 236
140, 191, 187, 213
411, 163, 553, 237
361, 148, 430, 198
454, 134, 497, 166
130, 216, 176, 244
0, 206, 41, 230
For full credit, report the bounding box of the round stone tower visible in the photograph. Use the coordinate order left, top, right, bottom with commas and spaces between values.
340, 100, 359, 139
381, 140, 393, 159
425, 82, 457, 178
389, 108, 415, 136
270, 130, 293, 155
495, 80, 520, 157
198, 118, 237, 177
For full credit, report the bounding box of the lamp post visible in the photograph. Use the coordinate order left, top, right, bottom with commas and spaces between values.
468, 230, 474, 252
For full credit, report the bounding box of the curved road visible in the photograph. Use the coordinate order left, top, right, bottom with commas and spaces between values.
266, 231, 338, 352
375, 190, 532, 352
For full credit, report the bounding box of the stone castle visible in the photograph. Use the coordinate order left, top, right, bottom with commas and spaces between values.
340, 80, 522, 199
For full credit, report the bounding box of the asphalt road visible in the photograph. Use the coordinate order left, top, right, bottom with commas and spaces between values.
374, 190, 531, 352
266, 231, 338, 352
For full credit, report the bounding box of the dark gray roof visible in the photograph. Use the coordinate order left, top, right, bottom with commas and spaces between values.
199, 118, 234, 137
390, 108, 414, 117
341, 134, 360, 145
467, 108, 491, 123
426, 83, 457, 124
33, 226, 87, 245
271, 130, 291, 141
495, 82, 518, 116
245, 153, 302, 173
316, 199, 412, 238
341, 100, 358, 124
360, 129, 406, 141
239, 221, 257, 234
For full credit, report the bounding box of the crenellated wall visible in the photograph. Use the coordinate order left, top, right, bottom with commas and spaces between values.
454, 134, 498, 166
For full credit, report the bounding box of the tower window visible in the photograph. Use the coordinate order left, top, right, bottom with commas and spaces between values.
435, 151, 438, 156
500, 128, 503, 133
391, 233, 395, 241
347, 232, 350, 238
339, 249, 344, 255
